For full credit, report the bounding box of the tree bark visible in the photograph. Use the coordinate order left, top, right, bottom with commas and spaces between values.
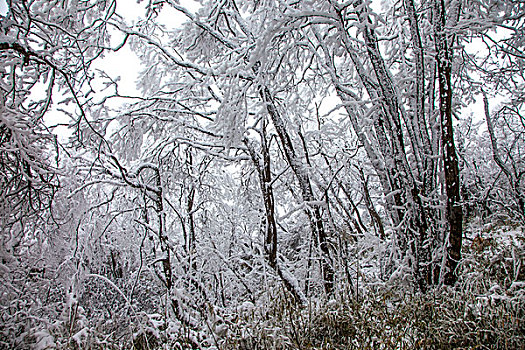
433, 0, 463, 285
346, 0, 430, 290
483, 93, 525, 221
260, 86, 335, 295
244, 122, 306, 304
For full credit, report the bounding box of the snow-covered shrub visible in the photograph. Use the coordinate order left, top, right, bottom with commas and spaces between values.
223, 224, 525, 349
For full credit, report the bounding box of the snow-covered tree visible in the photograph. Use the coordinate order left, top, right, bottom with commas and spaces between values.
1, 0, 524, 348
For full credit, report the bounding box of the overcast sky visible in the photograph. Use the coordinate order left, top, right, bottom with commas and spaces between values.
0, 0, 492, 124
0, 0, 7, 16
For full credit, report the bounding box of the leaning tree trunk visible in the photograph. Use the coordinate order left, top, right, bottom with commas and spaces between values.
260, 87, 335, 296
483, 93, 525, 222
244, 120, 307, 304
330, 0, 431, 290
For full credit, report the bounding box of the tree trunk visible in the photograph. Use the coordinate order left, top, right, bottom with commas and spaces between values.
244, 121, 306, 304
433, 0, 463, 285
260, 86, 335, 295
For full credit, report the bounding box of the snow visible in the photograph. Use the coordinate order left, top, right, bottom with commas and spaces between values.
3, 0, 525, 348
33, 330, 56, 350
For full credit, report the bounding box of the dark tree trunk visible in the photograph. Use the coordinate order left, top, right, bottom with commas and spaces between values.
433, 0, 463, 285
260, 87, 334, 295
244, 120, 306, 304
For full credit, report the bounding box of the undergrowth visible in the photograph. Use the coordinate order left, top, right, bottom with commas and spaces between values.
222, 223, 524, 350
222, 287, 523, 349
3, 224, 523, 349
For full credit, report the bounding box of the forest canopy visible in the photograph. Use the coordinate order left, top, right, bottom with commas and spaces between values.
0, 0, 524, 348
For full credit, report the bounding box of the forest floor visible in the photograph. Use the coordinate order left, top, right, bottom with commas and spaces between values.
219, 221, 525, 350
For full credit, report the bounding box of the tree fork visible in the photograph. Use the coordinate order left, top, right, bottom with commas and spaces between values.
260, 86, 335, 295
244, 130, 306, 304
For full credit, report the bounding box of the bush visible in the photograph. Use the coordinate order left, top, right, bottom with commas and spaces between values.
223, 224, 525, 350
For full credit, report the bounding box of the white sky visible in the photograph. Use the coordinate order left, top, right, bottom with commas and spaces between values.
47, 1, 197, 141
97, 0, 193, 98
0, 0, 7, 16
3, 0, 502, 139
